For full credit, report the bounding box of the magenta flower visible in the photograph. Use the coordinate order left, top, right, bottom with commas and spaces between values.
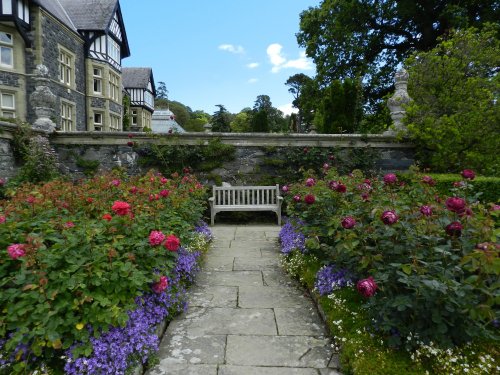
7, 244, 26, 260
341, 216, 357, 229
111, 201, 131, 216
329, 181, 347, 193
64, 221, 75, 228
422, 175, 436, 186
111, 179, 121, 187
357, 277, 378, 298
383, 173, 397, 184
445, 197, 466, 214
304, 194, 316, 205
152, 276, 169, 294
323, 163, 330, 170
381, 210, 398, 225
0, 215, 5, 224
420, 205, 433, 217
149, 230, 166, 246
129, 186, 138, 194
491, 204, 500, 211
160, 189, 170, 197
361, 192, 370, 201
293, 195, 301, 202
164, 234, 180, 251
160, 177, 168, 184
446, 221, 462, 237
461, 169, 475, 180
305, 178, 316, 187
281, 185, 289, 193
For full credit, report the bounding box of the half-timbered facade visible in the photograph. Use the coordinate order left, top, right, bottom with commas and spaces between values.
122, 67, 155, 131
0, 0, 134, 131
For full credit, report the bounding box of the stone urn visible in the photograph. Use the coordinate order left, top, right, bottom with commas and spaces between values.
386, 68, 411, 134
30, 65, 57, 133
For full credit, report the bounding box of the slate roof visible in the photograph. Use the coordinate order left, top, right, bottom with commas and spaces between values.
122, 68, 152, 89
34, 0, 77, 32
57, 0, 118, 30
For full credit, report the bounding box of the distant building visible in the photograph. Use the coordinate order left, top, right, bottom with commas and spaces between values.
122, 67, 155, 131
151, 109, 185, 133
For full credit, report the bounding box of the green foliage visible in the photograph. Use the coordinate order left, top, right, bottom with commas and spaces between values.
405, 25, 500, 176
14, 135, 60, 184
230, 111, 252, 133
122, 95, 131, 131
211, 105, 232, 132
155, 81, 169, 100
75, 156, 100, 177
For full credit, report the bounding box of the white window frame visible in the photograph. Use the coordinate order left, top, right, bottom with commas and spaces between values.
93, 67, 102, 94
107, 36, 120, 63
59, 47, 74, 87
60, 101, 75, 131
93, 111, 103, 131
131, 109, 137, 125
110, 114, 121, 131
108, 71, 120, 102
0, 31, 13, 68
0, 91, 15, 118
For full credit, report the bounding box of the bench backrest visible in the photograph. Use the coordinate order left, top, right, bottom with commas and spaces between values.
212, 185, 280, 206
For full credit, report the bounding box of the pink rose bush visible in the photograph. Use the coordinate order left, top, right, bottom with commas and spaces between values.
149, 230, 166, 246
7, 244, 26, 259
381, 210, 398, 225
341, 216, 357, 229
111, 201, 131, 216
357, 277, 378, 298
164, 234, 180, 251
152, 276, 169, 294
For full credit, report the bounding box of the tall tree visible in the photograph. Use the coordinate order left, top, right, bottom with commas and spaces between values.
285, 74, 317, 132
211, 105, 231, 132
156, 81, 169, 100
297, 0, 499, 108
251, 95, 286, 133
230, 109, 253, 133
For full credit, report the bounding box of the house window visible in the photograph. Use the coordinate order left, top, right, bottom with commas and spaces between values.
110, 114, 121, 131
59, 48, 73, 86
131, 109, 137, 125
0, 31, 13, 68
60, 101, 75, 131
1, 0, 12, 14
107, 36, 120, 63
93, 67, 102, 94
17, 0, 29, 23
108, 71, 119, 101
0, 91, 15, 118
93, 112, 103, 131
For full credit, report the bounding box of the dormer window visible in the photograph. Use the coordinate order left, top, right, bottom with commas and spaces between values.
0, 31, 13, 68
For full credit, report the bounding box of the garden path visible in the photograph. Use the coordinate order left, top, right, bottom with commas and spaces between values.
146, 225, 342, 375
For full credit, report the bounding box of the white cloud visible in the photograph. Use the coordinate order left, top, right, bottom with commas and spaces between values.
278, 103, 299, 116
218, 44, 245, 54
247, 78, 258, 84
267, 44, 313, 73
246, 62, 260, 69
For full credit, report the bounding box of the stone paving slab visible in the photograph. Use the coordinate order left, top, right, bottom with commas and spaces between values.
195, 271, 263, 287
211, 239, 232, 248
233, 257, 279, 271
187, 285, 238, 308
275, 307, 326, 336
225, 335, 333, 368
175, 308, 278, 336
156, 334, 226, 365
320, 369, 343, 375
202, 256, 235, 271
218, 366, 320, 374
262, 269, 297, 287
238, 286, 309, 308
230, 240, 276, 249
212, 246, 263, 258
147, 364, 217, 375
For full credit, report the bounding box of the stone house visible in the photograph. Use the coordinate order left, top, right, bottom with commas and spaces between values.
122, 67, 155, 131
0, 0, 134, 131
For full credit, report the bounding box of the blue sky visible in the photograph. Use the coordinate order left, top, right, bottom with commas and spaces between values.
120, 0, 321, 115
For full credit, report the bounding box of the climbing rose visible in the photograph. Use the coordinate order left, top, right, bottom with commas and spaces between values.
152, 276, 168, 294
304, 194, 315, 205
0, 215, 5, 224
149, 230, 166, 246
420, 205, 433, 217
305, 178, 316, 187
7, 244, 26, 260
446, 221, 462, 237
461, 169, 475, 180
357, 277, 378, 298
293, 195, 301, 202
383, 173, 397, 184
164, 235, 180, 251
422, 175, 436, 186
445, 197, 466, 214
111, 201, 131, 216
381, 210, 398, 225
341, 216, 356, 229
102, 213, 112, 221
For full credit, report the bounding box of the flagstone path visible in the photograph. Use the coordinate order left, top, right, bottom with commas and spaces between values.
146, 225, 342, 375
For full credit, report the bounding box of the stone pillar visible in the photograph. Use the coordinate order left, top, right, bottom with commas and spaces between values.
29, 65, 57, 133
386, 68, 411, 134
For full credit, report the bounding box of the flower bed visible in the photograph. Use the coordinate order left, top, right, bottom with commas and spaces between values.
0, 171, 211, 374
279, 167, 499, 374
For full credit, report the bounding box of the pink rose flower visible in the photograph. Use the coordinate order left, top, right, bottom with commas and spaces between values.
381, 210, 398, 225
160, 189, 170, 197
7, 244, 26, 260
304, 194, 316, 205
0, 215, 5, 224
305, 178, 316, 187
281, 185, 289, 193
160, 177, 168, 184
341, 216, 356, 229
357, 276, 378, 298
102, 213, 112, 221
361, 192, 370, 201
111, 179, 120, 187
111, 201, 131, 216
420, 205, 433, 217
293, 195, 301, 202
149, 230, 166, 246
383, 173, 397, 184
152, 276, 169, 294
26, 196, 35, 204
446, 221, 462, 237
422, 175, 436, 186
64, 221, 75, 228
329, 181, 347, 193
491, 204, 500, 211
323, 163, 330, 170
461, 169, 475, 180
445, 197, 466, 214
129, 186, 138, 194
164, 234, 180, 251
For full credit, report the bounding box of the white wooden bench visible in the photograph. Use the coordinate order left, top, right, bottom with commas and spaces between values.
208, 185, 283, 226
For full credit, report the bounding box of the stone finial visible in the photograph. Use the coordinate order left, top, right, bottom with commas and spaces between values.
203, 123, 213, 133
30, 65, 56, 133
386, 68, 411, 134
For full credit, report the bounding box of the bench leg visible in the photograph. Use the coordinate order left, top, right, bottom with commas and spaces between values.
277, 211, 281, 226
211, 210, 215, 226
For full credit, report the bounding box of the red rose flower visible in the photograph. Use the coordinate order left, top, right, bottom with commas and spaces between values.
422, 175, 436, 186
152, 276, 169, 294
304, 194, 316, 204
149, 230, 166, 246
357, 277, 378, 298
381, 210, 398, 225
446, 221, 462, 237
461, 169, 475, 180
329, 181, 347, 193
64, 221, 75, 228
160, 177, 168, 184
453, 181, 465, 188
160, 189, 170, 197
127, 141, 134, 147
26, 196, 35, 204
111, 201, 131, 216
129, 186, 138, 194
305, 178, 316, 187
164, 234, 180, 251
445, 197, 466, 214
383, 173, 397, 184
7, 244, 26, 260
0, 215, 5, 224
127, 133, 133, 139
102, 213, 112, 221
420, 205, 433, 217
341, 216, 356, 229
